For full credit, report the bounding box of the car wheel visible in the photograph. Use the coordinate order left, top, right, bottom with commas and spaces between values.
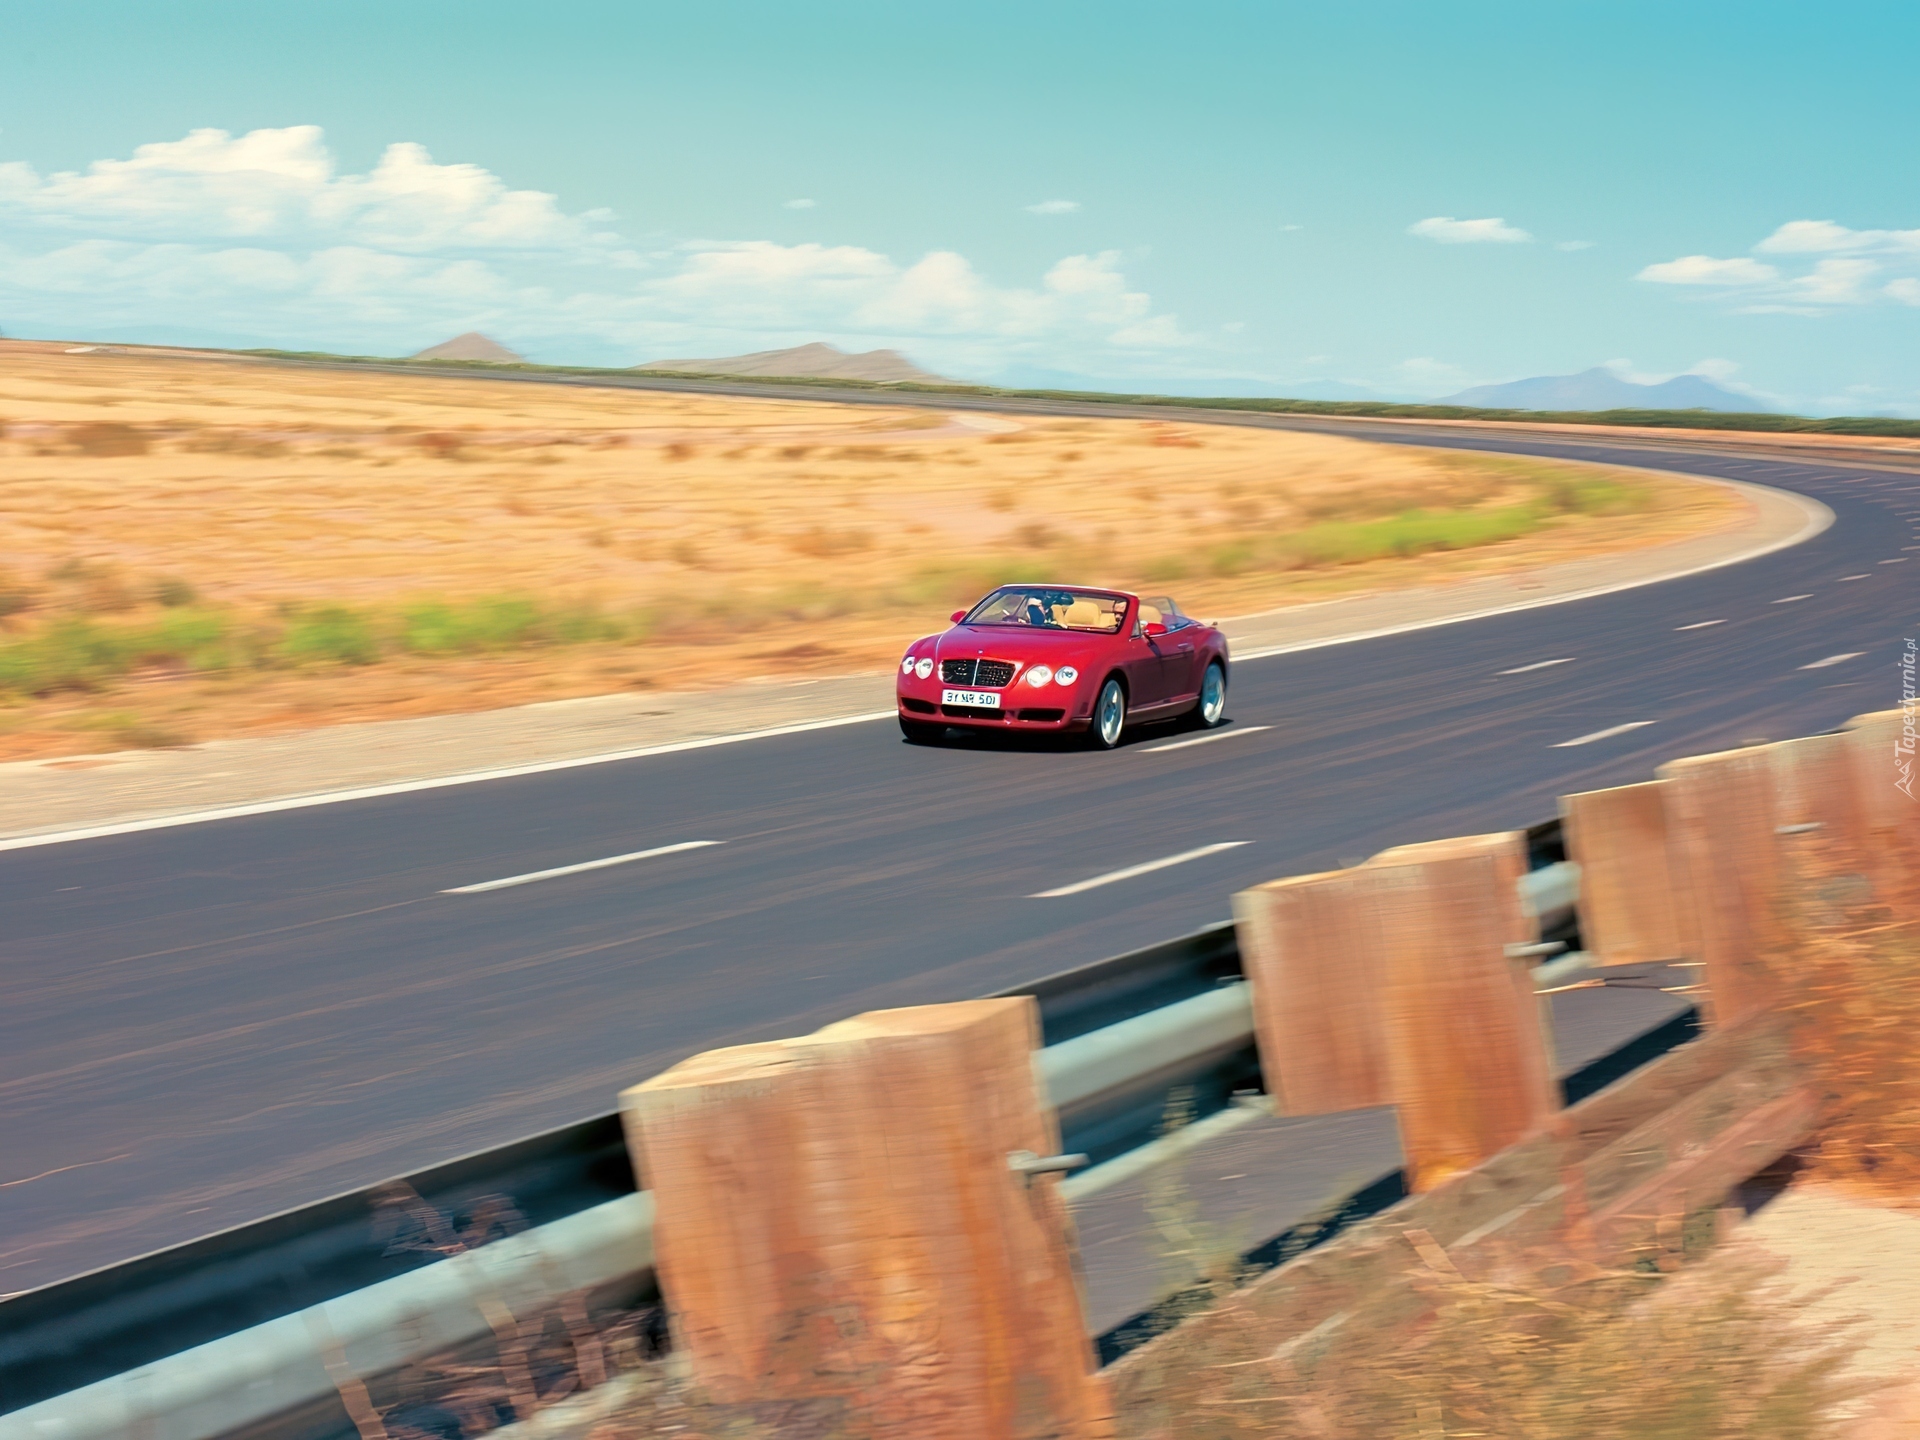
1195, 661, 1227, 728
899, 717, 946, 744
1087, 677, 1127, 749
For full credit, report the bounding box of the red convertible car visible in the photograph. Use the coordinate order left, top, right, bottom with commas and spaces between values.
896, 585, 1230, 748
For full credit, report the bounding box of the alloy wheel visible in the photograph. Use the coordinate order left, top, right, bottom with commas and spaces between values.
1199, 663, 1226, 726
1094, 679, 1126, 748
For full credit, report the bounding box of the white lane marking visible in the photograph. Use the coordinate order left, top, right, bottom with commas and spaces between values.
443, 840, 724, 894
1838, 574, 1871, 581
1674, 619, 1726, 630
1552, 721, 1655, 748
0, 712, 894, 853
1799, 653, 1864, 670
1882, 557, 1909, 563
1498, 657, 1575, 675
1030, 842, 1250, 898
1143, 725, 1272, 753
1772, 594, 1812, 603
1227, 477, 1832, 663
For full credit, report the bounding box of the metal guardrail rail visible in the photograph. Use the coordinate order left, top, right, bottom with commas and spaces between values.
1, 840, 1593, 1440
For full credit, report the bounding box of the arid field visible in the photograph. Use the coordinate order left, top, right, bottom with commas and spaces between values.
0, 342, 1742, 760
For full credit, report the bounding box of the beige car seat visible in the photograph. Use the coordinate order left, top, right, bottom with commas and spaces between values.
1063, 599, 1108, 629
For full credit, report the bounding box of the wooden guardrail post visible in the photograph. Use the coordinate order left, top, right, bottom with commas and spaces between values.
1559, 780, 1687, 966
1231, 867, 1391, 1115
1364, 833, 1558, 1192
1657, 746, 1783, 1027
1236, 833, 1556, 1193
619, 997, 1108, 1439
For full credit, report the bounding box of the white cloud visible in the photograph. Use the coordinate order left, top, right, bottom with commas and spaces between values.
0, 126, 612, 255
1755, 219, 1920, 254
1640, 218, 1920, 314
1556, 240, 1595, 252
1687, 358, 1741, 383
783, 198, 816, 209
1408, 216, 1532, 244
1026, 199, 1081, 215
0, 126, 1191, 374
1787, 257, 1879, 305
1637, 255, 1780, 286
1278, 224, 1304, 233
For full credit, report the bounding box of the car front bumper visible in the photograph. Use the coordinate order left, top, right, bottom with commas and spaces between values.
897, 683, 1091, 731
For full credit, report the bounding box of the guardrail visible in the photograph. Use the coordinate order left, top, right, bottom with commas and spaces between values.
23, 701, 1890, 1440
0, 838, 1597, 1440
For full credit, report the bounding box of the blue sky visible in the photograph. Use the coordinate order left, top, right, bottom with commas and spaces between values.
3, 1, 1918, 412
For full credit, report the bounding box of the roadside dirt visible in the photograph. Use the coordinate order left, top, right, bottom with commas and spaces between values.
1709, 1183, 1920, 1438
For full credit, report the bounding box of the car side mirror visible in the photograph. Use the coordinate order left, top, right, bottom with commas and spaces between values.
1144, 621, 1168, 637
950, 610, 968, 623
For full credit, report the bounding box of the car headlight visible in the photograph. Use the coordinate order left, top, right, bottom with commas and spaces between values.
1024, 664, 1054, 687
914, 657, 934, 679
901, 655, 916, 675
1054, 665, 1079, 685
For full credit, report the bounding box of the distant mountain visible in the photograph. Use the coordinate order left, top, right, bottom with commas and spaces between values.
635, 342, 957, 385
1438, 367, 1773, 413
412, 332, 524, 363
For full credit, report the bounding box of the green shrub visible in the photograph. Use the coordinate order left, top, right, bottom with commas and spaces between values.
149, 576, 199, 608
279, 606, 379, 665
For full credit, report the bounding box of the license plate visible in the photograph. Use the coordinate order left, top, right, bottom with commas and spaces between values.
942, 688, 1001, 708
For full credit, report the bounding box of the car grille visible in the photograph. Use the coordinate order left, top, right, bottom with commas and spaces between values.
940, 658, 1017, 687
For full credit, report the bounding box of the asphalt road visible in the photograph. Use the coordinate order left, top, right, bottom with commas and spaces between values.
2, 423, 1915, 1300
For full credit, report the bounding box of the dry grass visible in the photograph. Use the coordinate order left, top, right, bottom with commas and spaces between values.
1235, 1257, 1861, 1440
1782, 845, 1920, 1203
0, 342, 1741, 760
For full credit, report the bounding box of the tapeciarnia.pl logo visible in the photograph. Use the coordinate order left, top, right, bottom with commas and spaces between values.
1899, 637, 1916, 800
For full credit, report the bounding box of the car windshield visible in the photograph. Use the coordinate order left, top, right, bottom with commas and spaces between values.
962, 587, 1128, 633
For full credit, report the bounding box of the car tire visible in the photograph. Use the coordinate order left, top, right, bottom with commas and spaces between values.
1086, 677, 1127, 750
1194, 661, 1227, 729
899, 717, 946, 744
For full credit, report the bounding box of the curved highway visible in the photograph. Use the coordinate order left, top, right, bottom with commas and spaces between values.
2, 413, 1915, 1297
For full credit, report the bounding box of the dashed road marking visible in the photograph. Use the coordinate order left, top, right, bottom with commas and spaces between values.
1498, 657, 1576, 675
1143, 725, 1272, 753
1552, 721, 1655, 748
443, 840, 725, 894
1772, 594, 1813, 603
1674, 620, 1726, 631
1839, 574, 1871, 581
1799, 653, 1864, 670
1030, 841, 1250, 898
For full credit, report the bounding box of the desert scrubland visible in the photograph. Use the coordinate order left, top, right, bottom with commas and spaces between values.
0, 342, 1742, 760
